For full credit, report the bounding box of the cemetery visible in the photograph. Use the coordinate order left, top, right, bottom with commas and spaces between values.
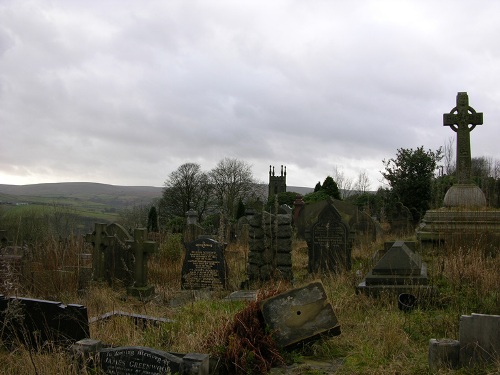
0, 93, 499, 374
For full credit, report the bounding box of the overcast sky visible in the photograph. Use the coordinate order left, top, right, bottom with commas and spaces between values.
1, 1, 499, 190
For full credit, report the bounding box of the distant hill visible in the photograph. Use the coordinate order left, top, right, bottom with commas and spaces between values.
0, 182, 163, 197
0, 182, 163, 210
0, 182, 314, 209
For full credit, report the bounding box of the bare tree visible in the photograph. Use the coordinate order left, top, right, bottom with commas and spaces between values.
160, 162, 211, 221
443, 137, 455, 175
354, 170, 371, 193
210, 157, 256, 219
331, 165, 353, 199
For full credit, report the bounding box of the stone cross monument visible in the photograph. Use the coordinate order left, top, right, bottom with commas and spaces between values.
443, 92, 483, 184
442, 92, 486, 207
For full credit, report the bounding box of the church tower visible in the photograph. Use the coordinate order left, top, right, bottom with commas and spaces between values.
268, 165, 287, 198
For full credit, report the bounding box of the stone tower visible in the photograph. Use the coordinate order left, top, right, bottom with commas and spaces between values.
268, 165, 287, 198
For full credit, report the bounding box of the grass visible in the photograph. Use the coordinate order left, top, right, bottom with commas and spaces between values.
0, 228, 499, 374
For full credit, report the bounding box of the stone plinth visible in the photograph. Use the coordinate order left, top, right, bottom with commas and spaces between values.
417, 208, 500, 246
357, 241, 434, 296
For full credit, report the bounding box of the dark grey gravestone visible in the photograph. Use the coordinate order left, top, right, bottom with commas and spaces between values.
309, 204, 351, 273
100, 346, 183, 374
0, 295, 89, 348
260, 280, 341, 348
459, 313, 500, 367
181, 238, 227, 290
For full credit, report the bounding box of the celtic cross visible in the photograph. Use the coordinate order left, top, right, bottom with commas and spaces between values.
443, 92, 483, 184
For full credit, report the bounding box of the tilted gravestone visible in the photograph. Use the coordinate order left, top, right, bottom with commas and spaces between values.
0, 295, 89, 348
181, 237, 227, 290
260, 280, 341, 347
305, 202, 352, 274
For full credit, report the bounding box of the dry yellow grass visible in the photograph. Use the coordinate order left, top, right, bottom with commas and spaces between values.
0, 231, 498, 374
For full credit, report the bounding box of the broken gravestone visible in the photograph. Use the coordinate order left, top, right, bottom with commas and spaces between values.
260, 280, 341, 348
0, 295, 89, 348
459, 313, 500, 367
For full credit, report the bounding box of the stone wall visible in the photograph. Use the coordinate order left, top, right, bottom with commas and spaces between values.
247, 211, 293, 281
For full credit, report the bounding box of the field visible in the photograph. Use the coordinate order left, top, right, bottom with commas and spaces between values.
0, 229, 498, 374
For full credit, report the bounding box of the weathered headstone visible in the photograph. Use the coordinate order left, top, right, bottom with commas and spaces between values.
125, 228, 157, 297
308, 203, 352, 274
357, 241, 433, 296
386, 202, 413, 234
459, 313, 500, 367
0, 295, 89, 348
85, 223, 133, 284
260, 280, 341, 348
181, 237, 227, 290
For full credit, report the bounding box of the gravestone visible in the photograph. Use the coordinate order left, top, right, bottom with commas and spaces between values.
85, 223, 133, 284
260, 280, 341, 348
459, 313, 500, 367
308, 203, 352, 274
357, 241, 433, 296
0, 295, 89, 348
181, 237, 227, 290
386, 202, 413, 234
73, 341, 210, 375
86, 224, 157, 297
125, 228, 157, 298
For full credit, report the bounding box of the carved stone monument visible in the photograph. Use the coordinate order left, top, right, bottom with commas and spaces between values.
442, 92, 486, 207
417, 92, 500, 246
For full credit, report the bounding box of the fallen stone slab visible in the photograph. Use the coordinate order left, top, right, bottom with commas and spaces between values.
260, 280, 341, 348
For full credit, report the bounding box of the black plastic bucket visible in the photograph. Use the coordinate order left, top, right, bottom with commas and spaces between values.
398, 293, 417, 312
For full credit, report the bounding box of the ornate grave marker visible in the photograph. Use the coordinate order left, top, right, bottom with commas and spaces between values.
181, 237, 227, 290
443, 92, 483, 184
309, 204, 351, 273
125, 228, 157, 297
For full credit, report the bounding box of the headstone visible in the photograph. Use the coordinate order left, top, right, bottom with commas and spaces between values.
387, 202, 413, 233
308, 203, 351, 273
125, 228, 157, 298
73, 340, 210, 375
260, 280, 341, 348
428, 338, 460, 372
85, 223, 133, 284
181, 237, 227, 290
459, 313, 500, 367
357, 241, 433, 296
0, 295, 89, 348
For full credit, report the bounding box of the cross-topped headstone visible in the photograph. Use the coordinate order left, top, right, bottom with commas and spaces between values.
85, 223, 115, 281
443, 92, 483, 184
125, 228, 157, 297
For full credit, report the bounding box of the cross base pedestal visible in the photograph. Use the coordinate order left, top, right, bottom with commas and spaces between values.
127, 285, 155, 299
443, 184, 486, 207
